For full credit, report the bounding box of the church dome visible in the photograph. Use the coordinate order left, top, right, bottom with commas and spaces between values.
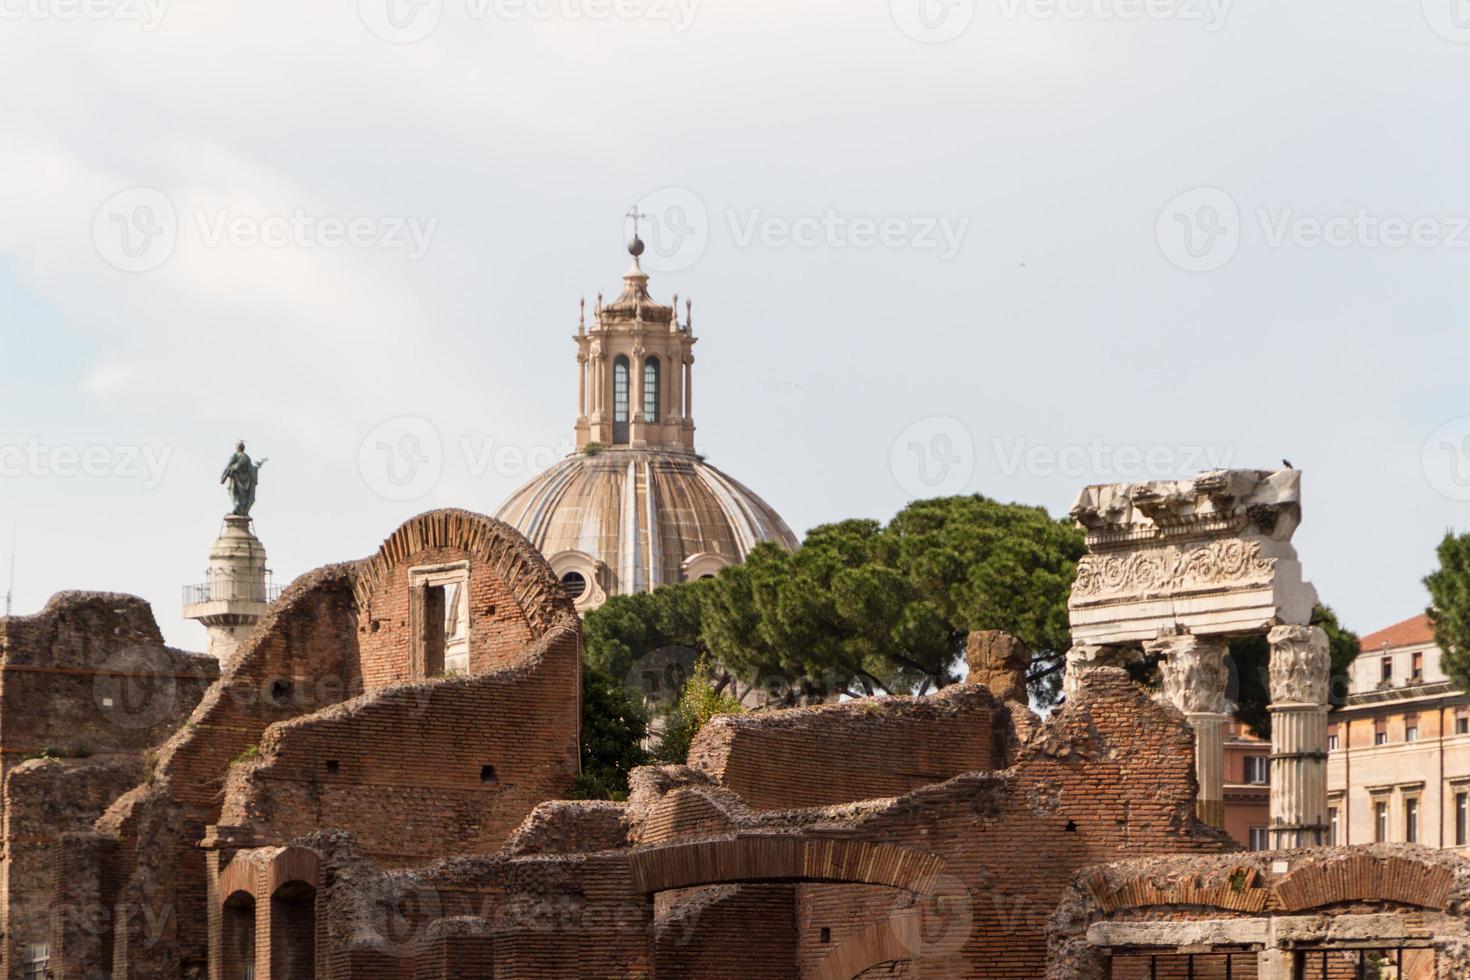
496, 448, 797, 610
495, 227, 798, 610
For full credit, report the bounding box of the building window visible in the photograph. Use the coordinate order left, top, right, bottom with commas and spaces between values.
1244, 755, 1269, 785
1329, 806, 1340, 845
21, 945, 48, 980
1374, 800, 1389, 842
613, 355, 630, 443
1381, 656, 1394, 684
1327, 732, 1340, 751
643, 356, 660, 423
1457, 792, 1469, 846
1248, 826, 1269, 851
1457, 714, 1469, 736
1406, 796, 1420, 844
1406, 724, 1420, 742
560, 570, 587, 600
1375, 730, 1389, 746
1412, 650, 1424, 681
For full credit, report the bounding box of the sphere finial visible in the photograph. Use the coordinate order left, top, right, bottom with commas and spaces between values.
625, 204, 650, 259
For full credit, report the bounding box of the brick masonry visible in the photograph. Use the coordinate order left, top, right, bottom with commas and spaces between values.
5, 518, 1468, 978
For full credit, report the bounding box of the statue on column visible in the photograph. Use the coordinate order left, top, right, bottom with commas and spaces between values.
221, 441, 267, 517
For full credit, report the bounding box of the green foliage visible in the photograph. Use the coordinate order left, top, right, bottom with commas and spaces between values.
575, 663, 650, 801
583, 582, 708, 683
1227, 605, 1360, 738
652, 659, 745, 763
229, 744, 260, 767
583, 494, 1084, 707
19, 745, 91, 762
583, 442, 605, 456
701, 496, 1084, 703
1426, 530, 1470, 690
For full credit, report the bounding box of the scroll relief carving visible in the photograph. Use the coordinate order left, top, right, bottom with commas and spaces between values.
1072, 539, 1274, 603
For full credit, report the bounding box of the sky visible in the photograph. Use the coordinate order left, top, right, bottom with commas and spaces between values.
2, 0, 1469, 650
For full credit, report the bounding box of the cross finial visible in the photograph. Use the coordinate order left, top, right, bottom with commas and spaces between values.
625, 205, 650, 240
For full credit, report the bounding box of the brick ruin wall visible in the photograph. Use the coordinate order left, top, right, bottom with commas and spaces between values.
1047, 846, 1470, 980
30, 510, 579, 979
685, 683, 1004, 810
0, 592, 216, 980
353, 543, 536, 690
278, 666, 1232, 979
215, 623, 581, 865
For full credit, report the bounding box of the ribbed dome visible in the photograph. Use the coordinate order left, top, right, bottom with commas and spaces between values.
495, 448, 797, 607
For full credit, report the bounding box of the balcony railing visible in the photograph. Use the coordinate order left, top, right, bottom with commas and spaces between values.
182, 577, 283, 606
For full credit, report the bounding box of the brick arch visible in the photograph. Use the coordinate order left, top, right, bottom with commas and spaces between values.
1274, 853, 1454, 912
352, 508, 573, 633
1080, 853, 1457, 917
628, 835, 948, 895
811, 915, 915, 980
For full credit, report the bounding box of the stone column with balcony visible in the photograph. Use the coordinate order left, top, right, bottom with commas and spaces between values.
183, 515, 276, 665
1267, 623, 1331, 849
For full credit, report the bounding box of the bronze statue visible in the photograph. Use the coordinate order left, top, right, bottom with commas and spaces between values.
221, 441, 267, 517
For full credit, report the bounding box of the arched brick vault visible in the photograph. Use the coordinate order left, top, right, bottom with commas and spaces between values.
633, 836, 960, 980
216, 846, 323, 906
352, 508, 574, 634
1078, 851, 1456, 916
629, 835, 949, 895
809, 914, 920, 980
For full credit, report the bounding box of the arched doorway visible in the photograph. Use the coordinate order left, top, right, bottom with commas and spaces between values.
269, 880, 316, 979
221, 891, 256, 980
630, 835, 966, 980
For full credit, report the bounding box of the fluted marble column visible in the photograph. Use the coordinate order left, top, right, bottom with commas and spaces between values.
1268, 624, 1330, 849
1147, 630, 1231, 829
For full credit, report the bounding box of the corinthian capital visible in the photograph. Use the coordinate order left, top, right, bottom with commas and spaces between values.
1267, 624, 1329, 706
1147, 631, 1231, 715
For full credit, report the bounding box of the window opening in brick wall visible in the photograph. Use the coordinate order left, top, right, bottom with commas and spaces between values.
411, 563, 471, 677
1294, 946, 1433, 979
481, 764, 498, 784
1109, 950, 1255, 978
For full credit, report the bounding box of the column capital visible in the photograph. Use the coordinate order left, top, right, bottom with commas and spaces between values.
1146, 630, 1232, 716
1267, 624, 1329, 706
